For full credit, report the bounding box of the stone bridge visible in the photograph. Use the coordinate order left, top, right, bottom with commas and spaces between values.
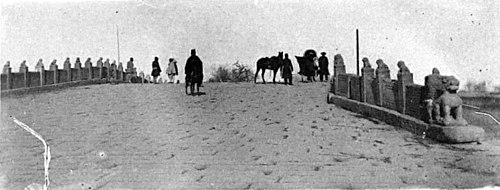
1, 81, 499, 189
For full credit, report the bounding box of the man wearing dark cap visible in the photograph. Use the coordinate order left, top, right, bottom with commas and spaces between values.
318, 52, 330, 82
185, 49, 204, 95
280, 53, 293, 85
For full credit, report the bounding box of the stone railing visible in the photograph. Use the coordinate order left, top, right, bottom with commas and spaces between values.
0, 58, 157, 93
327, 55, 489, 143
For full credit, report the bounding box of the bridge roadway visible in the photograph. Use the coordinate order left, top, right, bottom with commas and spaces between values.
1, 82, 499, 189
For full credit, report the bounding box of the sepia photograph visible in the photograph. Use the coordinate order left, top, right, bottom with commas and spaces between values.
1, 0, 499, 189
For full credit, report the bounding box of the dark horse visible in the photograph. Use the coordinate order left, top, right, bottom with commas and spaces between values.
254, 52, 283, 84
295, 49, 318, 82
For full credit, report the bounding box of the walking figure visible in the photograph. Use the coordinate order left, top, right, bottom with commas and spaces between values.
318, 52, 330, 82
151, 57, 161, 84
185, 49, 204, 95
166, 58, 179, 83
280, 53, 293, 85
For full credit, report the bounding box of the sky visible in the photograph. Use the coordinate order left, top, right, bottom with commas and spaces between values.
1, 0, 499, 89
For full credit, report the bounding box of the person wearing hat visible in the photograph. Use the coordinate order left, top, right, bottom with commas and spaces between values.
185, 49, 204, 95
166, 58, 179, 83
318, 52, 330, 82
280, 53, 293, 85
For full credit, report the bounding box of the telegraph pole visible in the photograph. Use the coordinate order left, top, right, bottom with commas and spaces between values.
116, 25, 120, 65
356, 29, 359, 76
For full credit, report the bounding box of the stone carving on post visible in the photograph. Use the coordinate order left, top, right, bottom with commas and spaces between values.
424, 68, 445, 123
64, 57, 72, 81
361, 57, 375, 104
75, 57, 82, 81
375, 59, 390, 106
49, 59, 58, 84
63, 58, 71, 70
97, 57, 104, 79
35, 59, 44, 72
139, 71, 145, 84
396, 61, 413, 114
3, 61, 11, 74
117, 62, 124, 81
19, 60, 28, 73
104, 59, 110, 80
85, 58, 92, 79
126, 57, 137, 82
20, 60, 29, 87
38, 61, 45, 86
110, 60, 117, 80
3, 61, 12, 90
332, 54, 346, 94
333, 54, 346, 77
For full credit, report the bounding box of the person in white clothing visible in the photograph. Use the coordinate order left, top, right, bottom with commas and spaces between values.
166, 58, 179, 83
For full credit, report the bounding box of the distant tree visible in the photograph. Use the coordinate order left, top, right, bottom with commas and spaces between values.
208, 61, 254, 83
208, 65, 232, 82
464, 80, 488, 92
231, 61, 254, 82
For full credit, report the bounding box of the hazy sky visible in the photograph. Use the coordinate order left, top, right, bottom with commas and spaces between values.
1, 0, 499, 88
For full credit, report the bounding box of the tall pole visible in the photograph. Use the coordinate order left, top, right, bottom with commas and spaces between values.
356, 29, 359, 76
116, 25, 120, 65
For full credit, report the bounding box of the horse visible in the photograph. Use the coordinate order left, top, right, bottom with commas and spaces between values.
295, 49, 318, 82
254, 52, 283, 84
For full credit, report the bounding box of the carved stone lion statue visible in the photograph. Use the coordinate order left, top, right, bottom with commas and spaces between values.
433, 75, 468, 126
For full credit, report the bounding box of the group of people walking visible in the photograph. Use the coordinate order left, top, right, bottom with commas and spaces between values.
149, 49, 204, 95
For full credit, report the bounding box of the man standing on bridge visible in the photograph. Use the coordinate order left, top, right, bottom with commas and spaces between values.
280, 53, 293, 85
318, 52, 330, 82
151, 57, 162, 84
185, 49, 204, 95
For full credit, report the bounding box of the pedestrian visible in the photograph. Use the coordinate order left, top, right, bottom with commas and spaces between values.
318, 52, 330, 82
280, 53, 293, 85
185, 49, 203, 95
151, 57, 161, 84
166, 58, 179, 83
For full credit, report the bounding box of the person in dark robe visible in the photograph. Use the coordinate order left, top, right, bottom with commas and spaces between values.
280, 53, 293, 85
185, 49, 204, 95
318, 52, 330, 82
151, 57, 161, 84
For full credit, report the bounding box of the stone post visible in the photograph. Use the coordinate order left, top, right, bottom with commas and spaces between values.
146, 74, 151, 84
117, 62, 124, 81
139, 71, 145, 84
104, 59, 110, 81
110, 61, 117, 80
2, 61, 12, 90
333, 54, 346, 95
375, 59, 390, 106
361, 58, 375, 104
49, 61, 59, 84
19, 61, 29, 87
64, 59, 72, 81
85, 58, 92, 80
396, 61, 414, 114
39, 65, 45, 86
97, 58, 103, 79
75, 58, 82, 81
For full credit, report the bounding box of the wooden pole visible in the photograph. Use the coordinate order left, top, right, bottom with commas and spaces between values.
356, 29, 360, 76
117, 25, 120, 66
